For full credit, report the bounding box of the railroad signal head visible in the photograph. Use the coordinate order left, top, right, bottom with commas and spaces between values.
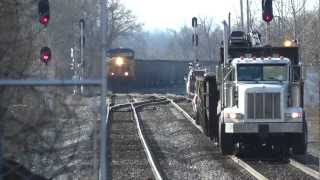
192, 17, 198, 28
40, 47, 51, 64
262, 0, 273, 23
79, 19, 85, 29
38, 0, 50, 26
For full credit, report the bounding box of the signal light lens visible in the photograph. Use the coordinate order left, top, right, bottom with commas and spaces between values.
40, 15, 49, 25
263, 14, 273, 22
40, 47, 51, 64
43, 53, 49, 61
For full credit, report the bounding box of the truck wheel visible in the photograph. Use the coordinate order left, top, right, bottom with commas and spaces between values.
196, 110, 200, 125
219, 120, 234, 155
292, 120, 307, 155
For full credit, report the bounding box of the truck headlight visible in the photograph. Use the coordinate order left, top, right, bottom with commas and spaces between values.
285, 112, 303, 119
224, 112, 243, 120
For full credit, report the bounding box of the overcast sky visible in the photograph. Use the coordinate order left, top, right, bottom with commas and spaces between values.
122, 0, 318, 31
122, 0, 242, 30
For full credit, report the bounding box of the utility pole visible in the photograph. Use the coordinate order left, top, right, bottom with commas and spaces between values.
318, 0, 320, 32
0, 124, 3, 180
246, 0, 250, 33
99, 0, 108, 179
228, 13, 231, 34
79, 19, 85, 95
240, 0, 244, 31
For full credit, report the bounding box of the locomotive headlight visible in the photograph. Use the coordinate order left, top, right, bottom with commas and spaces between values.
283, 40, 292, 47
124, 72, 129, 76
115, 57, 124, 66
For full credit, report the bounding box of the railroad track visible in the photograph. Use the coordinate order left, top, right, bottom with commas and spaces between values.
133, 95, 253, 179
169, 95, 319, 180
108, 94, 165, 180
107, 94, 319, 179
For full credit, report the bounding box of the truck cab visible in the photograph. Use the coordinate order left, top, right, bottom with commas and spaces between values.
217, 51, 307, 155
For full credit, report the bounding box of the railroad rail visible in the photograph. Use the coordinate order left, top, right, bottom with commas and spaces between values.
289, 158, 320, 179
108, 95, 165, 180
131, 103, 163, 180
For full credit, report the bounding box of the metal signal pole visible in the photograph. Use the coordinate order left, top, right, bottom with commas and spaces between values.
99, 0, 108, 179
192, 17, 199, 66
0, 124, 3, 180
240, 0, 244, 31
228, 13, 231, 34
247, 0, 250, 33
80, 19, 85, 94
266, 22, 270, 45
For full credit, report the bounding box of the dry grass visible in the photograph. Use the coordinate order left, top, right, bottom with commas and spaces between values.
305, 105, 320, 143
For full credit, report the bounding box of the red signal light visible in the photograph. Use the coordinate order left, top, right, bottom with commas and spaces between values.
43, 53, 49, 61
40, 15, 49, 25
263, 14, 273, 22
40, 47, 51, 64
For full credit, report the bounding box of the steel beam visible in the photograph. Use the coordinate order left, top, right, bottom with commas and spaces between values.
0, 79, 101, 86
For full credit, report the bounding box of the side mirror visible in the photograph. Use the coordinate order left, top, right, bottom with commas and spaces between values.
292, 65, 302, 82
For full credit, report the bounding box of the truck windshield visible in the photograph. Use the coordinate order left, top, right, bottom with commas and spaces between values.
237, 64, 287, 81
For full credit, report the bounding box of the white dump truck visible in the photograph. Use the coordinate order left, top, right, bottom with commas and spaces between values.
194, 32, 307, 155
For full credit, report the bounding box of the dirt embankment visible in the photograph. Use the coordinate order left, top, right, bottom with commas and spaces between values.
1, 87, 100, 179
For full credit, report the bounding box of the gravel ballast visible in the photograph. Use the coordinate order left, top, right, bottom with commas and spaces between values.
138, 103, 254, 179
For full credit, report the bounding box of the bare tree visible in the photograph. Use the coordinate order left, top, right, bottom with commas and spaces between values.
0, 1, 103, 179
106, 0, 141, 49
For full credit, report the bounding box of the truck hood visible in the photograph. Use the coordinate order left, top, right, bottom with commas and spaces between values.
238, 83, 285, 93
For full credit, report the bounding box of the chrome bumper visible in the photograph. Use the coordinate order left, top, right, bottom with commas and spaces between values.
225, 122, 303, 134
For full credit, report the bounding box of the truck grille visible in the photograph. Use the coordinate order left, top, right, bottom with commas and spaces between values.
247, 92, 281, 119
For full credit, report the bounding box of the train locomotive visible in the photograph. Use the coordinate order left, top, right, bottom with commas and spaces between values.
107, 48, 135, 80
106, 48, 135, 92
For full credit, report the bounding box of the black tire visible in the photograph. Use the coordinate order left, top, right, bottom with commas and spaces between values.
292, 119, 308, 155
219, 119, 234, 155
196, 110, 200, 125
